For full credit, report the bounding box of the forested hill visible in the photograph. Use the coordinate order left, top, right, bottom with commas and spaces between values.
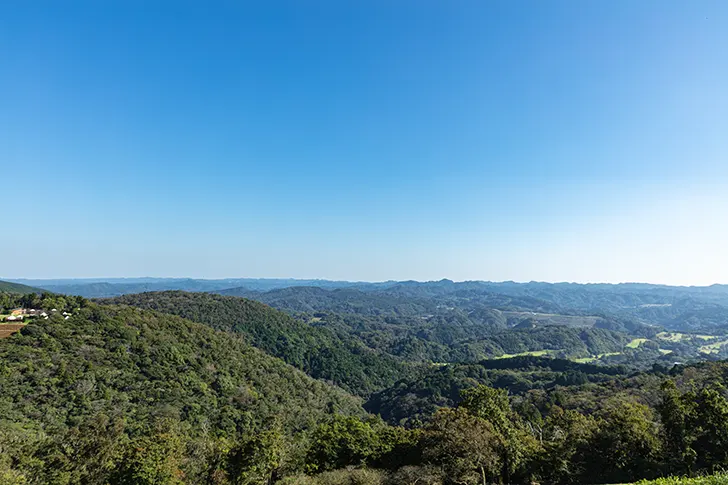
103, 291, 415, 396
366, 356, 631, 425
0, 299, 365, 430
17, 278, 728, 331
0, 279, 41, 294
217, 285, 438, 316
8, 291, 728, 484
0, 295, 371, 483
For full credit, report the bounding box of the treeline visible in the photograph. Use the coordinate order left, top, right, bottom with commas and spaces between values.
305, 312, 632, 362
0, 291, 86, 314
278, 379, 728, 485
366, 357, 631, 425
8, 376, 728, 484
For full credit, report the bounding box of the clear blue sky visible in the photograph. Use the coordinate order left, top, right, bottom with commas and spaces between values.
2, 1, 728, 284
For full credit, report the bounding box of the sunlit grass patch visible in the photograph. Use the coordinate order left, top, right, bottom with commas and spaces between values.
699, 339, 728, 354
656, 332, 717, 342
627, 338, 649, 348
633, 472, 728, 484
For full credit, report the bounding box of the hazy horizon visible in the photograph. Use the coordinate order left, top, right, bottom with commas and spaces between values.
5, 275, 728, 288
3, 2, 727, 285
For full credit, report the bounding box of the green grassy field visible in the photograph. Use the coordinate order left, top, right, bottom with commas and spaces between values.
599, 351, 622, 358
572, 351, 623, 364
627, 338, 649, 348
633, 473, 728, 484
699, 339, 728, 354
572, 356, 596, 363
656, 332, 716, 342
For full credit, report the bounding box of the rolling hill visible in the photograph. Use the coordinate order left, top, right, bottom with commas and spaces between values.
0, 295, 368, 483
366, 356, 629, 425
0, 301, 365, 432
216, 285, 438, 316
0, 279, 42, 294
102, 291, 415, 396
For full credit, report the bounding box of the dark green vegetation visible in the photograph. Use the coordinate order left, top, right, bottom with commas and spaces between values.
6, 283, 728, 484
0, 293, 366, 484
219, 282, 728, 366
20, 278, 728, 366
104, 292, 413, 396
226, 281, 728, 334
0, 291, 84, 314
0, 280, 41, 295
312, 310, 642, 364
366, 356, 630, 425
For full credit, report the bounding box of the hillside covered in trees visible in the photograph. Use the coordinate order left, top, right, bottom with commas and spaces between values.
0, 280, 41, 294
16, 278, 728, 333
104, 292, 415, 396
6, 289, 728, 484
0, 293, 367, 483
107, 289, 728, 377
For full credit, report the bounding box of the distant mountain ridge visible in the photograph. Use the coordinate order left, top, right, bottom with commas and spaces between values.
11, 277, 728, 331
11, 277, 390, 297
14, 276, 728, 300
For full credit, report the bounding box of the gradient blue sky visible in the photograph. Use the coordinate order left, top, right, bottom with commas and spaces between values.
2, 1, 728, 284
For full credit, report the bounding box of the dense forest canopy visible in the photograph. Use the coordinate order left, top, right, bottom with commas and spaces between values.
4, 287, 728, 484
103, 292, 415, 396
0, 280, 42, 295
0, 293, 367, 483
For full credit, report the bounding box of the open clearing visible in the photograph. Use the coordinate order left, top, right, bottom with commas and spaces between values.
627, 338, 649, 348
656, 332, 717, 342
572, 351, 623, 364
629, 472, 728, 484
699, 339, 728, 354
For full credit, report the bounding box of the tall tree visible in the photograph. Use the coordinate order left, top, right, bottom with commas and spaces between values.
421, 408, 502, 485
